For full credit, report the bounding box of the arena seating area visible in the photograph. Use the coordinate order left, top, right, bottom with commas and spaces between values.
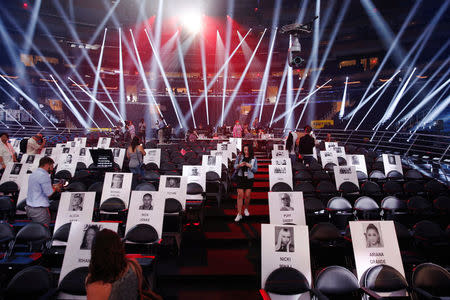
0, 134, 448, 299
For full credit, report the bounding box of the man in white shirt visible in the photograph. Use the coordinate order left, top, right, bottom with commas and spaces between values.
27, 133, 46, 154
0, 133, 17, 169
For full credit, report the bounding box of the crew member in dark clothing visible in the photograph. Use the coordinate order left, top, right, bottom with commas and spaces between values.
298, 125, 315, 164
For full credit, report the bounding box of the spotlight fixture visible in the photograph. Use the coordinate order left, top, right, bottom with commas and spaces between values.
179, 11, 203, 34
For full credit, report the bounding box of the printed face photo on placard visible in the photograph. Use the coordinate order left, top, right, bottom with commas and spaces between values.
25, 155, 35, 164
207, 155, 216, 166
388, 155, 396, 165
44, 148, 53, 156
111, 174, 124, 189
113, 148, 121, 158
325, 142, 338, 151
351, 155, 360, 165
347, 154, 368, 175
165, 177, 180, 188
382, 154, 403, 176
275, 226, 295, 252
70, 141, 76, 148
190, 167, 199, 176
80, 224, 101, 250
79, 148, 86, 156
62, 147, 70, 154
363, 222, 384, 248
69, 193, 84, 211
279, 193, 294, 211
63, 154, 73, 164
221, 143, 228, 151
138, 193, 154, 210
11, 163, 22, 175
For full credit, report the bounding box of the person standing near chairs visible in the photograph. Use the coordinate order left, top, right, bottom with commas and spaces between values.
285, 131, 297, 163
127, 136, 146, 176
26, 133, 46, 154
232, 120, 242, 138
234, 144, 258, 222
26, 157, 63, 226
298, 125, 315, 164
128, 120, 136, 140
0, 132, 17, 169
138, 119, 146, 145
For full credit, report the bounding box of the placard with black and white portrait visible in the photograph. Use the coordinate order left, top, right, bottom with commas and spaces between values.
166, 177, 180, 188
45, 148, 53, 156
111, 174, 124, 189
80, 224, 101, 250
11, 163, 22, 175
191, 167, 199, 176
69, 193, 84, 211
79, 148, 86, 156
113, 149, 121, 158
274, 226, 295, 252
62, 147, 70, 154
279, 193, 294, 211
139, 193, 153, 210
207, 156, 216, 166
26, 155, 35, 164
363, 222, 384, 248
388, 155, 396, 165
351, 155, 360, 165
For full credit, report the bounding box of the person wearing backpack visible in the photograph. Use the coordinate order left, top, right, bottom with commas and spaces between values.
26, 133, 46, 154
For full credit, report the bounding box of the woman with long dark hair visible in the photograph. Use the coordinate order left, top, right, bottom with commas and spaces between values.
127, 136, 146, 175
233, 144, 258, 222
85, 229, 161, 300
285, 131, 297, 163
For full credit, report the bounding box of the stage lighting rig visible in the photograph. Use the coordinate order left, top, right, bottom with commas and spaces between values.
281, 16, 318, 68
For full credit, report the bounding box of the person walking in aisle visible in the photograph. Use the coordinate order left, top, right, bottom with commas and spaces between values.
233, 144, 258, 222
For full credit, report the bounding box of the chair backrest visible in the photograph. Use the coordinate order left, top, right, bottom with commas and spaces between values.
16, 222, 51, 243
65, 181, 87, 192
55, 170, 72, 180
53, 222, 71, 243
294, 182, 315, 194
361, 181, 381, 195
354, 196, 379, 211
58, 266, 89, 296
0, 181, 19, 193
187, 182, 203, 194
383, 181, 403, 195
360, 264, 408, 293
134, 182, 156, 191
339, 181, 359, 194
6, 266, 52, 298
412, 220, 444, 240
327, 197, 352, 211
381, 196, 406, 210
433, 195, 450, 210
304, 197, 325, 212
100, 197, 126, 212
316, 181, 337, 194
412, 263, 450, 298
387, 170, 403, 180
165, 198, 183, 213
405, 169, 423, 181
315, 266, 359, 296
88, 181, 104, 193
271, 182, 293, 192
0, 222, 15, 244
369, 170, 386, 181
264, 267, 310, 295
206, 171, 220, 181
125, 224, 159, 244
309, 222, 342, 241
407, 196, 432, 210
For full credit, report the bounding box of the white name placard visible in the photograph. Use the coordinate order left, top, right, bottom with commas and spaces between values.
349, 221, 405, 281
271, 157, 291, 166
97, 137, 111, 149
347, 154, 368, 176
202, 155, 222, 176
112, 148, 126, 169
125, 191, 165, 243
0, 162, 27, 186
272, 150, 289, 159
325, 142, 338, 151
57, 153, 78, 176
143, 148, 161, 167
17, 173, 31, 210
229, 138, 242, 152
74, 137, 87, 148
268, 192, 306, 225
261, 224, 311, 293
333, 166, 359, 190
159, 175, 188, 210
77, 147, 93, 167
273, 144, 285, 151
53, 192, 96, 246
58, 222, 118, 293
211, 150, 231, 163
269, 165, 293, 191
382, 154, 403, 176
332, 146, 346, 160
320, 151, 339, 167
182, 165, 206, 191
100, 172, 133, 208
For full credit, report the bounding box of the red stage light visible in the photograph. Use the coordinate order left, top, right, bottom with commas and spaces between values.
23, 2, 28, 9
254, 7, 258, 12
